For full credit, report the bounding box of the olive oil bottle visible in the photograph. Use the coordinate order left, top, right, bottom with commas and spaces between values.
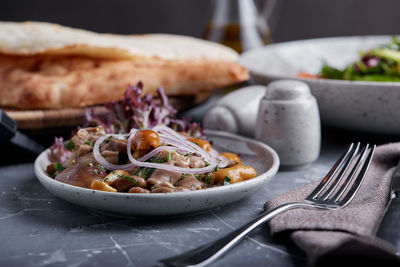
202, 0, 271, 53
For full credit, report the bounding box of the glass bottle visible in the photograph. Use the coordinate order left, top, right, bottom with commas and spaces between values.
202, 0, 271, 53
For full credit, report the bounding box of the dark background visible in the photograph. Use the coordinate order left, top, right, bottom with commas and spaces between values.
1, 0, 400, 43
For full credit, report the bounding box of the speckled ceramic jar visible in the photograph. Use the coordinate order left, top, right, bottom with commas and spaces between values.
255, 80, 321, 167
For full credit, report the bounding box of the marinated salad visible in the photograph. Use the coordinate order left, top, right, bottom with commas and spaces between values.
46, 83, 257, 193
298, 36, 400, 82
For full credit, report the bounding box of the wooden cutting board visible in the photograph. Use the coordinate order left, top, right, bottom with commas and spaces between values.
3, 93, 212, 130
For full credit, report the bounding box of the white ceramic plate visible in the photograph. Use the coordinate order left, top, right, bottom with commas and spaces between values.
240, 35, 400, 134
34, 130, 279, 216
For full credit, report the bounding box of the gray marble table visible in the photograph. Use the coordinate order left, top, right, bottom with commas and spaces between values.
0, 129, 398, 267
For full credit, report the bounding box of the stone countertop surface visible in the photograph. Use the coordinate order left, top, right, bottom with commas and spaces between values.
0, 129, 399, 267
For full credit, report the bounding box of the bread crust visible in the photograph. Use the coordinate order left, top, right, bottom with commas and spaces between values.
0, 54, 249, 109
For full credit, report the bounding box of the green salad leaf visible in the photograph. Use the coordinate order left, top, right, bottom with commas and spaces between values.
320, 36, 400, 82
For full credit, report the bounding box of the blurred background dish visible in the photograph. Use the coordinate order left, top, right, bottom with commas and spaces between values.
240, 35, 400, 134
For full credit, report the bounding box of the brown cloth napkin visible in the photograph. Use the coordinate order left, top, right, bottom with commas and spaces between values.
264, 143, 400, 267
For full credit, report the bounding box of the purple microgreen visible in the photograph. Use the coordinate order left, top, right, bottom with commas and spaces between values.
48, 137, 71, 164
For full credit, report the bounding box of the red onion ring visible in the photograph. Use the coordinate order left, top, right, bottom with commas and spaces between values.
210, 148, 229, 168
93, 126, 221, 174
127, 133, 217, 174
93, 135, 136, 170
138, 146, 188, 162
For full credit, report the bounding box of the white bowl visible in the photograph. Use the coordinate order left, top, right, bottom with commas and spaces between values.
34, 130, 279, 216
240, 35, 400, 134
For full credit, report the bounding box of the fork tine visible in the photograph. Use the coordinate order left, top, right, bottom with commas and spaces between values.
306, 143, 357, 201
335, 144, 375, 207
329, 144, 370, 203
319, 143, 361, 200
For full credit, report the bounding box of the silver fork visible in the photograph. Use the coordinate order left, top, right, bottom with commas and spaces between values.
159, 143, 376, 267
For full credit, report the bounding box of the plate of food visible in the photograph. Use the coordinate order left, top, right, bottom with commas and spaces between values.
239, 35, 400, 134
0, 21, 248, 129
34, 84, 279, 216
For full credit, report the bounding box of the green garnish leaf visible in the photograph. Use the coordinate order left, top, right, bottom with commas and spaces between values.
224, 176, 231, 185
205, 174, 211, 184
177, 173, 186, 183
119, 174, 140, 186
149, 155, 168, 163
95, 164, 107, 171
136, 155, 169, 179
194, 174, 201, 181
320, 64, 344, 79
110, 171, 139, 186
142, 167, 156, 178
205, 161, 210, 167
85, 141, 94, 146
65, 140, 76, 151
214, 166, 219, 172
54, 162, 66, 172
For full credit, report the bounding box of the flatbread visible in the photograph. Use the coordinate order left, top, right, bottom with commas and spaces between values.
0, 21, 249, 109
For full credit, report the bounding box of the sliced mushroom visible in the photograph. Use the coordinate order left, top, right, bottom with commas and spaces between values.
151, 181, 175, 189
100, 150, 119, 165
174, 187, 190, 192
148, 169, 181, 185
220, 152, 241, 167
55, 163, 106, 188
110, 175, 147, 192
170, 151, 189, 168
104, 137, 128, 154
211, 164, 257, 184
189, 155, 206, 168
175, 175, 205, 190
71, 126, 105, 147
151, 187, 175, 193
90, 180, 117, 192
128, 187, 150, 194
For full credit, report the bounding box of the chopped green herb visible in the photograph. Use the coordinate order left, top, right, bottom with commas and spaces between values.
194, 174, 201, 181
110, 171, 139, 186
142, 167, 156, 178
214, 166, 219, 172
149, 156, 168, 164
224, 176, 231, 185
119, 174, 140, 186
65, 140, 76, 151
166, 152, 171, 162
95, 164, 107, 171
135, 167, 144, 177
54, 162, 66, 172
205, 174, 211, 184
205, 161, 210, 167
85, 140, 94, 146
177, 173, 186, 183
136, 155, 168, 179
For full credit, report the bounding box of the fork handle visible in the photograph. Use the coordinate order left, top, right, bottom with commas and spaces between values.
160, 202, 308, 267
